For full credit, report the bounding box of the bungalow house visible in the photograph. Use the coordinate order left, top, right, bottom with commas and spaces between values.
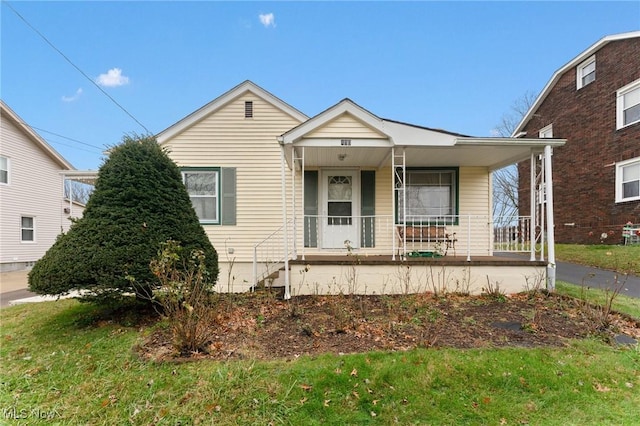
513, 31, 640, 244
0, 101, 83, 272
157, 81, 565, 297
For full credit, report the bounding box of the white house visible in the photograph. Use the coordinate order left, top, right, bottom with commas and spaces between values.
0, 101, 82, 272
157, 81, 565, 297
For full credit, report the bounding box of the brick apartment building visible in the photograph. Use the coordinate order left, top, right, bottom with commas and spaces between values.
514, 31, 640, 244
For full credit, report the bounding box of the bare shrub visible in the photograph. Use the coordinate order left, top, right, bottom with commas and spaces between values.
149, 240, 216, 354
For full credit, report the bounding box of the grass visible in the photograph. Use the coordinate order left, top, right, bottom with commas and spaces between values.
556, 280, 640, 319
555, 243, 640, 275
1, 299, 639, 425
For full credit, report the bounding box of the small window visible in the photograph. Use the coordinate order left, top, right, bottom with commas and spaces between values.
576, 55, 596, 89
616, 157, 640, 203
21, 216, 34, 242
244, 101, 253, 119
539, 124, 553, 138
617, 79, 640, 129
182, 169, 219, 223
0, 156, 8, 184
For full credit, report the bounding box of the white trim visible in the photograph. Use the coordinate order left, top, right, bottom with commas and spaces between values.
616, 79, 640, 130
281, 99, 390, 145
512, 31, 640, 136
20, 215, 35, 243
539, 124, 553, 138
156, 81, 308, 144
576, 55, 596, 89
0, 155, 9, 185
0, 101, 75, 170
615, 156, 640, 203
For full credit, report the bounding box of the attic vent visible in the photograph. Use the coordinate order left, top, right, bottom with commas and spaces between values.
341, 139, 351, 146
244, 101, 253, 118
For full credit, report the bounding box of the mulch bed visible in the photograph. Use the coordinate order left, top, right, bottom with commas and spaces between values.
134, 291, 640, 362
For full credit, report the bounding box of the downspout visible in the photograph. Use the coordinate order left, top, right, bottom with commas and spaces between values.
544, 145, 556, 291
280, 143, 291, 300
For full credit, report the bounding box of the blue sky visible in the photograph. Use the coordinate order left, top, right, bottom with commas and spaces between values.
2, 1, 639, 170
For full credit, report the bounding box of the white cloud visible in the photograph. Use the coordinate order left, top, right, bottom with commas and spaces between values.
96, 68, 130, 87
62, 87, 83, 102
259, 13, 275, 28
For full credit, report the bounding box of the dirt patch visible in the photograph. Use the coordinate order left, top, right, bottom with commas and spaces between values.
135, 292, 640, 362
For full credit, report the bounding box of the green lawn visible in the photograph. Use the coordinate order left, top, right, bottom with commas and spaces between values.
1, 299, 639, 425
555, 244, 640, 275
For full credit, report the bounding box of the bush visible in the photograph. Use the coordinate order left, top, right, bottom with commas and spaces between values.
29, 135, 218, 305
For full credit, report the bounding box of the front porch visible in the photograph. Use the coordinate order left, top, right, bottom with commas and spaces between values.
286, 253, 547, 296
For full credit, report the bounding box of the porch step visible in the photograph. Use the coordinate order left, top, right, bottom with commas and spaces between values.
250, 266, 286, 298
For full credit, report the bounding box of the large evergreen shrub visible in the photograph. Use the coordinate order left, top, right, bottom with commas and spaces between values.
29, 135, 218, 304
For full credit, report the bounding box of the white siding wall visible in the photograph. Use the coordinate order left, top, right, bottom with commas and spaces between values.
163, 93, 302, 267
0, 119, 68, 270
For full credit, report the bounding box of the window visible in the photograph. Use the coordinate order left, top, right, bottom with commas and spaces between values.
21, 216, 34, 242
0, 156, 8, 184
244, 101, 253, 118
539, 124, 553, 138
617, 79, 640, 129
182, 169, 219, 223
576, 55, 595, 89
396, 168, 458, 224
616, 157, 640, 203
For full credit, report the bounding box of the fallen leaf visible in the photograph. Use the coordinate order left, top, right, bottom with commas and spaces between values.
300, 384, 313, 392
372, 399, 379, 405
352, 391, 360, 399
482, 396, 491, 404
594, 383, 610, 392
324, 399, 331, 407
500, 418, 507, 425
351, 368, 358, 377
370, 411, 377, 417
299, 397, 307, 405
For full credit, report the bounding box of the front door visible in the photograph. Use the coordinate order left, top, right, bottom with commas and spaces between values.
321, 170, 359, 249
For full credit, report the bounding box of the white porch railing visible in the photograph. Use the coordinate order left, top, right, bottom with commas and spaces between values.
252, 219, 294, 288
252, 214, 536, 285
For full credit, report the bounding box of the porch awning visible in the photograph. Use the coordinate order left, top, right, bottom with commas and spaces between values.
281, 137, 566, 171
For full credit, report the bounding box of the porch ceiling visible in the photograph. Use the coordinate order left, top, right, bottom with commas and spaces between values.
288, 138, 566, 171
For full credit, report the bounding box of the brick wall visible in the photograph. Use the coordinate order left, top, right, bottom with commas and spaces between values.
518, 38, 640, 244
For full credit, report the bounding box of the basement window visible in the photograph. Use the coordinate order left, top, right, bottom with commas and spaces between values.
244, 101, 253, 119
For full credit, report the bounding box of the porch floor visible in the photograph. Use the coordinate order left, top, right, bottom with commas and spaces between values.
291, 253, 547, 267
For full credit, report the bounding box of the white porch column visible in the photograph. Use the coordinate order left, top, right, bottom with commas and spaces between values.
544, 145, 556, 291
529, 152, 536, 261
280, 145, 291, 300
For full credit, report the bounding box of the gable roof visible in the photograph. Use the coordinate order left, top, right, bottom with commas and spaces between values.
156, 80, 309, 143
0, 100, 74, 170
280, 98, 467, 146
512, 30, 640, 136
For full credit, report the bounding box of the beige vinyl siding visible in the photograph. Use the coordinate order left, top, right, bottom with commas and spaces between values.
0, 119, 67, 267
163, 93, 303, 263
293, 166, 492, 257
306, 113, 387, 139
457, 167, 491, 255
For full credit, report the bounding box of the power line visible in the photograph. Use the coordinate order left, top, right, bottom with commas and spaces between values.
20, 121, 105, 150
2, 0, 151, 134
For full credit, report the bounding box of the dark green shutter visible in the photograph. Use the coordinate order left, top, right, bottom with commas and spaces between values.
361, 170, 375, 247
221, 167, 236, 225
304, 171, 318, 247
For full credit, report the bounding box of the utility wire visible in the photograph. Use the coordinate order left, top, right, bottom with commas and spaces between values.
18, 120, 105, 150
2, 0, 151, 134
